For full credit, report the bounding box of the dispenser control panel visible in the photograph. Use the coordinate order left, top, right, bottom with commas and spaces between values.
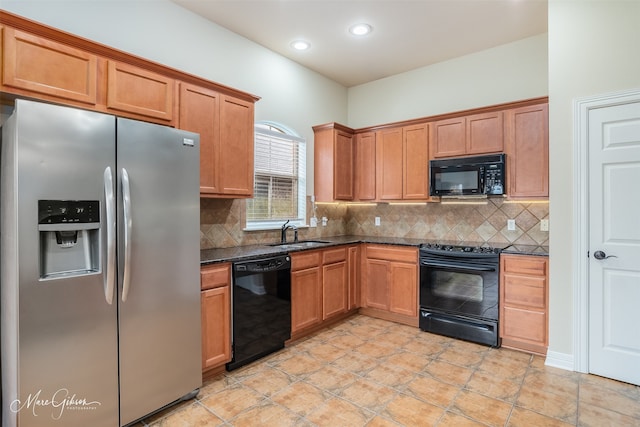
38, 200, 100, 224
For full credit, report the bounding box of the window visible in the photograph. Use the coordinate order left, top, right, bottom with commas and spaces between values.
246, 122, 306, 230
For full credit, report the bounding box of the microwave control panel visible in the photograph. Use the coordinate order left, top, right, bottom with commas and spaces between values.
483, 166, 504, 195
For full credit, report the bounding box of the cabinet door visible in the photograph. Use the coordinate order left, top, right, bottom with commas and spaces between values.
2, 27, 98, 105
334, 130, 354, 200
376, 127, 403, 200
388, 262, 418, 317
322, 261, 348, 319
432, 117, 466, 158
179, 83, 220, 195
403, 123, 429, 199
505, 104, 549, 199
219, 95, 254, 196
201, 286, 231, 369
106, 61, 175, 123
363, 258, 389, 310
355, 132, 376, 200
389, 262, 418, 318
466, 111, 503, 154
291, 267, 322, 333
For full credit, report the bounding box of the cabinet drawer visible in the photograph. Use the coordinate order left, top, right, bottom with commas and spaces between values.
322, 247, 347, 264
201, 263, 231, 290
502, 306, 546, 343
366, 245, 417, 263
502, 255, 547, 276
291, 251, 321, 271
503, 275, 546, 309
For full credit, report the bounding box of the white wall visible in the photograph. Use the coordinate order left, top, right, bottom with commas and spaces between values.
347, 33, 548, 128
548, 0, 640, 357
1, 0, 348, 194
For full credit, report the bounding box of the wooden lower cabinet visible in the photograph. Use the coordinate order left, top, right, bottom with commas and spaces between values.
291, 246, 357, 338
291, 265, 323, 333
200, 263, 231, 371
500, 254, 549, 355
361, 244, 418, 325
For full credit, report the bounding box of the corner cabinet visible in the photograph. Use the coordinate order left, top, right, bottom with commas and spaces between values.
505, 103, 549, 199
361, 244, 419, 326
500, 254, 549, 355
200, 263, 232, 371
313, 123, 354, 202
178, 84, 255, 198
290, 245, 359, 339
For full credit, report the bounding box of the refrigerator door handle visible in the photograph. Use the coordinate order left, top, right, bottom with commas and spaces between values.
121, 168, 133, 302
103, 167, 116, 305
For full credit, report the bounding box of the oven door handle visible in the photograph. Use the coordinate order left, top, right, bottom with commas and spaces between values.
420, 261, 496, 272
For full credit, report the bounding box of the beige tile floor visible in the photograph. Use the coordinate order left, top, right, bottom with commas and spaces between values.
139, 315, 640, 426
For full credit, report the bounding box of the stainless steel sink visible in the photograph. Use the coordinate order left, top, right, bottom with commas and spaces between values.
266, 240, 331, 249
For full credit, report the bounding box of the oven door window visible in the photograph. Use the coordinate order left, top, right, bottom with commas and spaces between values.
432, 271, 483, 302
420, 264, 498, 320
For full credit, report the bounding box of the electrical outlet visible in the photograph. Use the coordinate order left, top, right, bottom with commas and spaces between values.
540, 219, 549, 231
310, 217, 317, 228
507, 219, 516, 231
321, 216, 328, 227
375, 217, 381, 226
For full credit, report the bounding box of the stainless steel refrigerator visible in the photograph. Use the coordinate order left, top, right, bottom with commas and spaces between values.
1, 99, 202, 426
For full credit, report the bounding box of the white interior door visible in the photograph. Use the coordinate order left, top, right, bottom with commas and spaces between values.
588, 99, 640, 385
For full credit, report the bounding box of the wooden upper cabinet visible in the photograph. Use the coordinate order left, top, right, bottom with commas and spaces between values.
376, 127, 404, 200
403, 123, 429, 199
2, 27, 98, 105
179, 86, 255, 198
505, 103, 549, 199
218, 95, 254, 197
354, 131, 376, 201
106, 61, 175, 124
432, 117, 466, 158
313, 123, 354, 202
466, 112, 503, 155
432, 112, 503, 158
179, 83, 220, 194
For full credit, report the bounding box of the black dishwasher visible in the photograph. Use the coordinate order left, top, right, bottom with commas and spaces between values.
226, 254, 291, 371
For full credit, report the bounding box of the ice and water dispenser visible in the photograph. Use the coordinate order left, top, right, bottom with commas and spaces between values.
38, 200, 100, 280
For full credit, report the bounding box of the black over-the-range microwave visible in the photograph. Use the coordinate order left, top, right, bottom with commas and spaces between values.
429, 154, 505, 197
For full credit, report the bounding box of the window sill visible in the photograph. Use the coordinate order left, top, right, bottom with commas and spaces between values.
243, 224, 310, 232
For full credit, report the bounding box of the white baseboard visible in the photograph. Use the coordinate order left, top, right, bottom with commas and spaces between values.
545, 350, 575, 371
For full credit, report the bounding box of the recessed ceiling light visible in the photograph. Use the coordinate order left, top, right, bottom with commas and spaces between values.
291, 40, 310, 51
349, 23, 372, 36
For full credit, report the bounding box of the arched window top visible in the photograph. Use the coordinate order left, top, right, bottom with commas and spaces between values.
255, 121, 302, 139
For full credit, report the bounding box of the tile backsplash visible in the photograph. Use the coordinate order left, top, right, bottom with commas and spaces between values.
200, 197, 548, 249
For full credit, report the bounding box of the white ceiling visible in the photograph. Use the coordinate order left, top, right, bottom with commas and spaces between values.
172, 0, 548, 88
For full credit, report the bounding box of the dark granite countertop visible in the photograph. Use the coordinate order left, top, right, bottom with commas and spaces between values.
200, 235, 425, 265
502, 244, 549, 257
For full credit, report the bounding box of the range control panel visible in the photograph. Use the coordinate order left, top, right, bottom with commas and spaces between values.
38, 200, 100, 224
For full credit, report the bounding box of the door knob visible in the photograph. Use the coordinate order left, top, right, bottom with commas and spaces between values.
593, 250, 617, 260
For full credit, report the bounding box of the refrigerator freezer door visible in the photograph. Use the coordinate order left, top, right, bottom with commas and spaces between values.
1, 100, 119, 427
116, 118, 201, 425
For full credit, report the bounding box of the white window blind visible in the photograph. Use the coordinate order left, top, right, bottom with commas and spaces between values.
246, 124, 306, 229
